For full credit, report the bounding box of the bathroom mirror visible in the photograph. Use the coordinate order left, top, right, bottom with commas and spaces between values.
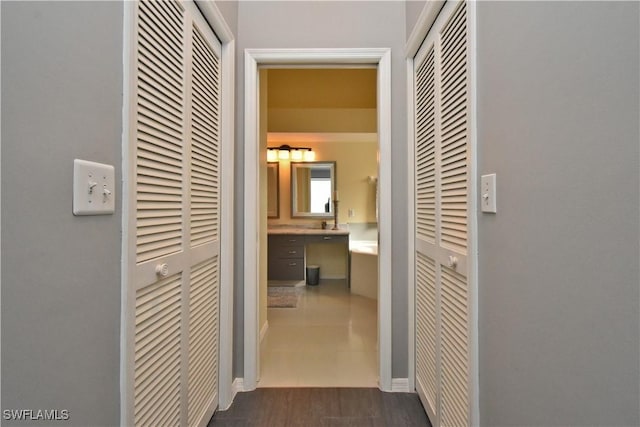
267, 162, 279, 218
290, 161, 336, 218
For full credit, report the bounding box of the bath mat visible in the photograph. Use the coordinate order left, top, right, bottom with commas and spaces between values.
267, 280, 305, 288
267, 286, 302, 308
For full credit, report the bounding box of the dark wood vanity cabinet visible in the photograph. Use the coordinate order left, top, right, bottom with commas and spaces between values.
268, 235, 305, 280
267, 233, 350, 281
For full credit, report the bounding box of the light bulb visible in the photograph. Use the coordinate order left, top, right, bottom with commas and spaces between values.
303, 150, 315, 161
291, 149, 303, 161
278, 149, 290, 160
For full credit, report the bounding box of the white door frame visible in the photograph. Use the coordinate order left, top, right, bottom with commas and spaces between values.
120, 1, 236, 421
243, 48, 393, 392
405, 1, 479, 424
194, 1, 236, 411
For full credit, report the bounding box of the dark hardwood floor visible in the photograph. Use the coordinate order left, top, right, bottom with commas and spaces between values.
208, 388, 432, 427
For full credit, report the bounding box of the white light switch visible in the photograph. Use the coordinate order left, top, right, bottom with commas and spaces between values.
73, 159, 115, 215
481, 173, 497, 213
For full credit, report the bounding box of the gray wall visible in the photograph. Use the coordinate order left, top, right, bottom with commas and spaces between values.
233, 1, 409, 378
214, 1, 238, 39
476, 1, 640, 425
405, 0, 427, 41
1, 1, 123, 426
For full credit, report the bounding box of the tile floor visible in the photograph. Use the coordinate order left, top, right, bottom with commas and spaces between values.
259, 279, 378, 388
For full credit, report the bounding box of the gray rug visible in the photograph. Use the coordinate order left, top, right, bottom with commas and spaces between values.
267, 286, 303, 308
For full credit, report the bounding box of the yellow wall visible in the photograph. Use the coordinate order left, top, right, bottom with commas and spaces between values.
266, 163, 279, 217
266, 68, 377, 133
268, 141, 378, 226
268, 108, 376, 133
267, 68, 376, 109
306, 242, 349, 279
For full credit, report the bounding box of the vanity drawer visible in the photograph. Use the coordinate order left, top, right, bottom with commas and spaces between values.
271, 245, 304, 259
268, 258, 304, 281
269, 235, 305, 246
305, 234, 348, 244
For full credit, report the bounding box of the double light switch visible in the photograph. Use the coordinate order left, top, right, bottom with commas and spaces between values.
73, 159, 115, 215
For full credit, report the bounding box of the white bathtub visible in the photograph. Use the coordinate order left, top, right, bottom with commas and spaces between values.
350, 240, 378, 300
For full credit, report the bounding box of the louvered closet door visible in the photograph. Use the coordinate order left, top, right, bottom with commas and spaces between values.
414, 1, 472, 426
131, 1, 222, 426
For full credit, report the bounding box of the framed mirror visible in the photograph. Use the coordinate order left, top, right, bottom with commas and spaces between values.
267, 162, 279, 218
291, 161, 336, 218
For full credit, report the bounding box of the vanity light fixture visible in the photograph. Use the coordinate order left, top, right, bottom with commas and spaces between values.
267, 144, 315, 162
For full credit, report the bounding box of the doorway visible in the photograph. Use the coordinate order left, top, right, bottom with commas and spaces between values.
260, 67, 379, 387
243, 48, 393, 391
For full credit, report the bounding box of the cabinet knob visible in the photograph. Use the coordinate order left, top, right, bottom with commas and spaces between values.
289, 262, 297, 266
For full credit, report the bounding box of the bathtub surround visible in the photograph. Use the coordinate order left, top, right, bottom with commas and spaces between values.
350, 241, 379, 300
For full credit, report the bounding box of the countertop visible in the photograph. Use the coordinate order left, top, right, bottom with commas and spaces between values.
267, 227, 349, 236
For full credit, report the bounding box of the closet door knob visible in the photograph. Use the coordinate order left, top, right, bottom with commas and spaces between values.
447, 256, 458, 269
155, 263, 169, 277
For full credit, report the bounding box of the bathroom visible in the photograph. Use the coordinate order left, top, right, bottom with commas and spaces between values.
258, 68, 380, 387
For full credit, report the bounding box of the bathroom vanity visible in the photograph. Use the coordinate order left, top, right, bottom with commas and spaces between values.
267, 228, 349, 282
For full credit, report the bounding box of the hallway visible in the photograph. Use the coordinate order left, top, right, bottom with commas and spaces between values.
208, 388, 431, 426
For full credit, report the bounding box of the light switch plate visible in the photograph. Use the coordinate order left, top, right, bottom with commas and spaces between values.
481, 173, 497, 213
73, 159, 115, 215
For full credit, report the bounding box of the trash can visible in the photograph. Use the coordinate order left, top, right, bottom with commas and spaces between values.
306, 265, 320, 286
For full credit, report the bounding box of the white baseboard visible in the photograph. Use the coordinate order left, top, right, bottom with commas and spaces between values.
259, 320, 269, 343
229, 377, 244, 406
391, 378, 411, 392
220, 378, 244, 411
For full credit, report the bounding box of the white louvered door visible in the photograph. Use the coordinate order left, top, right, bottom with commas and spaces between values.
414, 1, 473, 426
127, 1, 222, 426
